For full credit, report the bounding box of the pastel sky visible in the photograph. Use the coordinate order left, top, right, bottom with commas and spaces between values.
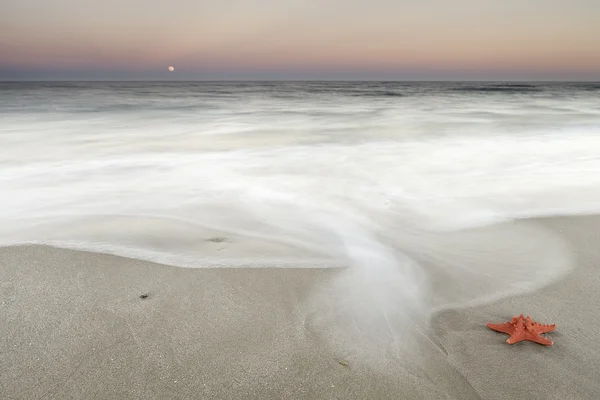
1, 0, 599, 80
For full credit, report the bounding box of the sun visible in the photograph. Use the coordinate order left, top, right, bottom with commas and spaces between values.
168, 66, 175, 72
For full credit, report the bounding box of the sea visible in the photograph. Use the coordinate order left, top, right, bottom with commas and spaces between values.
2, 81, 600, 351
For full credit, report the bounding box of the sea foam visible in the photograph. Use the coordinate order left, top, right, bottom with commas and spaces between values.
1, 81, 599, 365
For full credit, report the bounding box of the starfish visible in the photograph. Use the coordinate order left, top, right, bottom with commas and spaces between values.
487, 314, 556, 346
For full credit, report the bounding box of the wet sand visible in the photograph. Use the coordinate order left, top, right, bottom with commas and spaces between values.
1, 216, 599, 399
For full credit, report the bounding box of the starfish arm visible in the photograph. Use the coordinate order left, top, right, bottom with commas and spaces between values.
506, 334, 526, 344
487, 322, 515, 335
535, 324, 556, 333
530, 334, 554, 346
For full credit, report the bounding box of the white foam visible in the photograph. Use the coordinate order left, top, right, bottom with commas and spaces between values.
1, 84, 599, 366
1, 133, 597, 299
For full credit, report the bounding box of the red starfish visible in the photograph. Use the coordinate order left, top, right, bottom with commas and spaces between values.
487, 314, 556, 346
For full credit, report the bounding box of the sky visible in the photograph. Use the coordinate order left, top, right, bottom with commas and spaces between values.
1, 0, 599, 80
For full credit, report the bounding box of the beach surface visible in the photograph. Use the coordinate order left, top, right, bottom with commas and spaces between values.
1, 215, 600, 399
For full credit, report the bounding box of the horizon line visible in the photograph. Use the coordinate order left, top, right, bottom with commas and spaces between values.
2, 79, 600, 83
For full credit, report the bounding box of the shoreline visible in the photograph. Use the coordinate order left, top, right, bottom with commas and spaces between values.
2, 215, 599, 399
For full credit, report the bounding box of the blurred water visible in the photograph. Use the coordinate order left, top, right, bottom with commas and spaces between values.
1, 81, 599, 359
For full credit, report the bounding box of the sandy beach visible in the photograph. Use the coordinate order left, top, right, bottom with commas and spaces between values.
1, 215, 599, 399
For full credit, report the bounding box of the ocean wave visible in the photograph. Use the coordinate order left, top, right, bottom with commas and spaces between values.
450, 84, 541, 93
